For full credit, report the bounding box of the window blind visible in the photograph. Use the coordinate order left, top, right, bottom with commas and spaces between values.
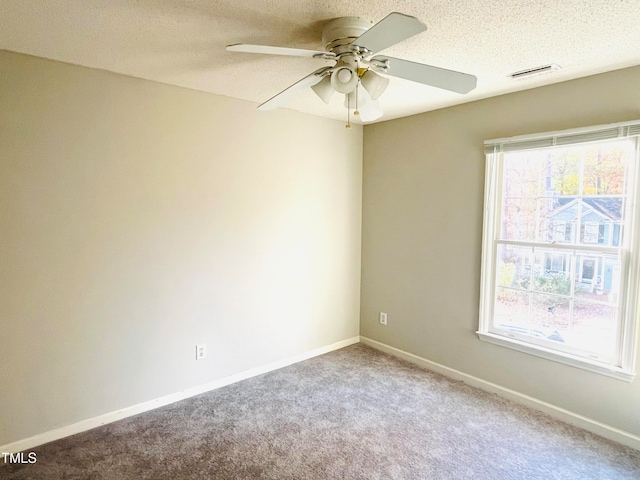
484, 120, 640, 155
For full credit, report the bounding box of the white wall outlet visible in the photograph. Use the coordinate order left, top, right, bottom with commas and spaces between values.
196, 344, 207, 360
379, 312, 388, 325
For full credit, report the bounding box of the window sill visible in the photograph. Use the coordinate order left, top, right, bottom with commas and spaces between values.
476, 331, 635, 382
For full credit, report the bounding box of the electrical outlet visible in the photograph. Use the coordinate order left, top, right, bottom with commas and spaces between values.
379, 312, 388, 325
196, 344, 207, 360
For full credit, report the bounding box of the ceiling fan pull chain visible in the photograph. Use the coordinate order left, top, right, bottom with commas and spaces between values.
346, 93, 351, 128
354, 82, 360, 117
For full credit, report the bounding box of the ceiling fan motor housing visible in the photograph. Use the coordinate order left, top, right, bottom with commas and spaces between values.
322, 16, 373, 53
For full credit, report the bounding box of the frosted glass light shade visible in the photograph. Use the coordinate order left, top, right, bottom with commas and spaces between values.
331, 66, 358, 94
361, 70, 390, 100
311, 76, 334, 104
343, 88, 368, 109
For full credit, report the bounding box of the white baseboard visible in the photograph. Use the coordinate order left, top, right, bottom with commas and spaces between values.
1, 336, 360, 454
360, 336, 640, 451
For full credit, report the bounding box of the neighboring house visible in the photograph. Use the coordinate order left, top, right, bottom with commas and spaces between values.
547, 197, 622, 247
537, 197, 622, 294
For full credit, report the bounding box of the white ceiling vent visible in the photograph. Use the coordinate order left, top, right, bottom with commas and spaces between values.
509, 64, 561, 80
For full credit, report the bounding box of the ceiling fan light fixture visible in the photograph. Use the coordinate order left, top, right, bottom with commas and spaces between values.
228, 12, 478, 122
343, 88, 368, 109
331, 66, 358, 94
360, 70, 390, 100
357, 98, 384, 122
311, 76, 334, 103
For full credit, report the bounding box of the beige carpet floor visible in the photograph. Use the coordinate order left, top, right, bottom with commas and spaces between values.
3, 344, 640, 479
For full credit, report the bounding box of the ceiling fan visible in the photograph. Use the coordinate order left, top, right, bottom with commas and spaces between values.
226, 12, 477, 124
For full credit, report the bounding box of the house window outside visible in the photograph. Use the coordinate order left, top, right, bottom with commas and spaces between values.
545, 253, 566, 273
479, 121, 640, 381
583, 222, 600, 243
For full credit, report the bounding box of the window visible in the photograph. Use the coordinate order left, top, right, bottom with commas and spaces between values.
478, 120, 640, 381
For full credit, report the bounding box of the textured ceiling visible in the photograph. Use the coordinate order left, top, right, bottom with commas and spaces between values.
1, 0, 639, 124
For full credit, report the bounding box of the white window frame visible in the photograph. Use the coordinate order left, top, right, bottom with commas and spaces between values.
478, 120, 640, 382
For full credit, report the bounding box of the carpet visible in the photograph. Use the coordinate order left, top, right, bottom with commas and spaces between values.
3, 344, 640, 479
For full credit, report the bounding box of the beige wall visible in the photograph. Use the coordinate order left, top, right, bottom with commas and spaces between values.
0, 50, 362, 446
361, 65, 640, 437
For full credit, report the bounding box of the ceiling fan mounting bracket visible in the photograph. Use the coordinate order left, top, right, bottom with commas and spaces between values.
312, 52, 337, 61
370, 58, 390, 72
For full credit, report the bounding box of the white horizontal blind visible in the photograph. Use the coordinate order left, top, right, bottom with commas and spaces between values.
484, 120, 640, 154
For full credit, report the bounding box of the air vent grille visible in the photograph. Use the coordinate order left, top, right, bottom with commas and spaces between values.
509, 64, 561, 79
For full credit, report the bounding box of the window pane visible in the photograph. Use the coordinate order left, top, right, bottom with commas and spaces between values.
501, 198, 537, 241
496, 244, 532, 289
494, 287, 529, 326
502, 141, 632, 248
531, 293, 569, 342
538, 197, 578, 244
574, 254, 621, 302
578, 196, 624, 246
583, 144, 629, 195
503, 152, 544, 197
571, 301, 617, 358
548, 150, 580, 195
492, 246, 622, 353
531, 269, 571, 296
493, 289, 569, 344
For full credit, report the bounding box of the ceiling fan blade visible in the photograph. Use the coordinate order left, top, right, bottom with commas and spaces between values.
258, 67, 331, 111
372, 55, 477, 94
226, 44, 334, 59
352, 12, 426, 54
